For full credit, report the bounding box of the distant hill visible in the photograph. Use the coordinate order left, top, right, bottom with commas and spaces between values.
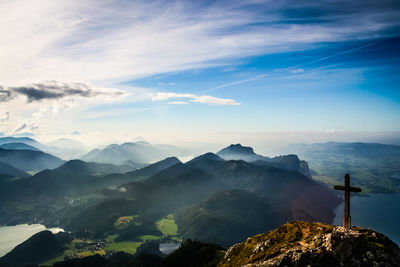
217, 144, 310, 177
0, 230, 72, 266
0, 136, 92, 160
82, 141, 188, 164
0, 148, 64, 172
0, 142, 40, 151
0, 137, 45, 150
0, 161, 30, 178
286, 142, 400, 193
45, 138, 91, 159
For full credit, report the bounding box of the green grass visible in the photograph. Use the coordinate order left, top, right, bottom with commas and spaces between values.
41, 239, 108, 266
140, 235, 162, 241
106, 241, 142, 254
106, 234, 118, 242
156, 214, 178, 236
41, 239, 83, 266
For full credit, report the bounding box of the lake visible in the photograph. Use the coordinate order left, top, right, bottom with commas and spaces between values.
334, 193, 400, 245
0, 224, 63, 257
159, 242, 180, 255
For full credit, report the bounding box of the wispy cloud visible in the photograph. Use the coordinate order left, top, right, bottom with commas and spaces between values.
0, 0, 398, 85
151, 92, 240, 106
0, 111, 10, 122
204, 74, 268, 93
12, 122, 38, 135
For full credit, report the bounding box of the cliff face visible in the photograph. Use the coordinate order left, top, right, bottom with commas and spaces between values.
218, 221, 400, 267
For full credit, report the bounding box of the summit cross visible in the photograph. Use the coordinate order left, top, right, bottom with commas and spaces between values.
333, 173, 362, 229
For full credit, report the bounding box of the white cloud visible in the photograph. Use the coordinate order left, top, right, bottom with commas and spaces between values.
168, 101, 188, 105
325, 129, 337, 134
151, 92, 240, 106
190, 95, 240, 106
291, 69, 305, 74
151, 92, 196, 101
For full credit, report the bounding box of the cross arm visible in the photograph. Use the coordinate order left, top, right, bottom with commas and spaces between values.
334, 185, 362, 192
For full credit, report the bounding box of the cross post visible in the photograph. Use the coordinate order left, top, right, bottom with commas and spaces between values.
333, 173, 362, 229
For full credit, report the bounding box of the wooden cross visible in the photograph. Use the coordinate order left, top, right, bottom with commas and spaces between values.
334, 173, 362, 229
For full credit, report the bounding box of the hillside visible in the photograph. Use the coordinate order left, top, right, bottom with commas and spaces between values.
0, 148, 64, 172
176, 190, 282, 247
0, 142, 40, 151
0, 161, 30, 178
0, 157, 181, 226
4, 222, 399, 267
218, 221, 400, 267
0, 230, 72, 266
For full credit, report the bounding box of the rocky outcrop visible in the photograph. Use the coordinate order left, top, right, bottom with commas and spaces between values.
218, 221, 400, 267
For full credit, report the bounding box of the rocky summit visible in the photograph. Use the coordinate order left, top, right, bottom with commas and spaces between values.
218, 221, 400, 267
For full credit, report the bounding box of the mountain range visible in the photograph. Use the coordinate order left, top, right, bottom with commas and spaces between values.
81, 141, 189, 165
4, 138, 398, 265
286, 142, 400, 192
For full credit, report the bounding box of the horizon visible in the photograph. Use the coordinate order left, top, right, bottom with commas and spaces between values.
1, 1, 399, 147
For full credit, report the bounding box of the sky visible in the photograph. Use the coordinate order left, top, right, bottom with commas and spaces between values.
0, 0, 400, 149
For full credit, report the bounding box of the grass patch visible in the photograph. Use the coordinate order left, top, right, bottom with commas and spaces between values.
140, 235, 162, 241
156, 214, 178, 236
106, 234, 118, 242
106, 241, 142, 254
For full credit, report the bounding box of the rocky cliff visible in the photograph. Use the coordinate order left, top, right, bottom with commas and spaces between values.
218, 221, 400, 267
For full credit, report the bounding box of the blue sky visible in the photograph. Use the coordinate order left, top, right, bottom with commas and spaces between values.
0, 0, 399, 148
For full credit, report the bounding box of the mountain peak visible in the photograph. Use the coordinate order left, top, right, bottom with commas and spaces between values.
187, 152, 224, 164
217, 144, 255, 156
218, 221, 400, 267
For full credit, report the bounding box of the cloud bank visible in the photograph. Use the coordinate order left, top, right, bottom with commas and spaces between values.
0, 81, 127, 103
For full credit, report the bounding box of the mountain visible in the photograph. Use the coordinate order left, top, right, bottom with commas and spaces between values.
286, 142, 400, 193
218, 221, 400, 267
45, 138, 91, 159
46, 138, 89, 150
216, 144, 261, 161
0, 230, 72, 266
0, 157, 181, 226
217, 144, 310, 177
0, 148, 64, 172
82, 141, 188, 165
0, 142, 40, 151
67, 152, 339, 244
0, 161, 30, 178
0, 159, 149, 201
176, 190, 282, 247
0, 137, 45, 150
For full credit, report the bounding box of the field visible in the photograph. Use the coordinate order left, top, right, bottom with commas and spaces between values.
156, 214, 178, 236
